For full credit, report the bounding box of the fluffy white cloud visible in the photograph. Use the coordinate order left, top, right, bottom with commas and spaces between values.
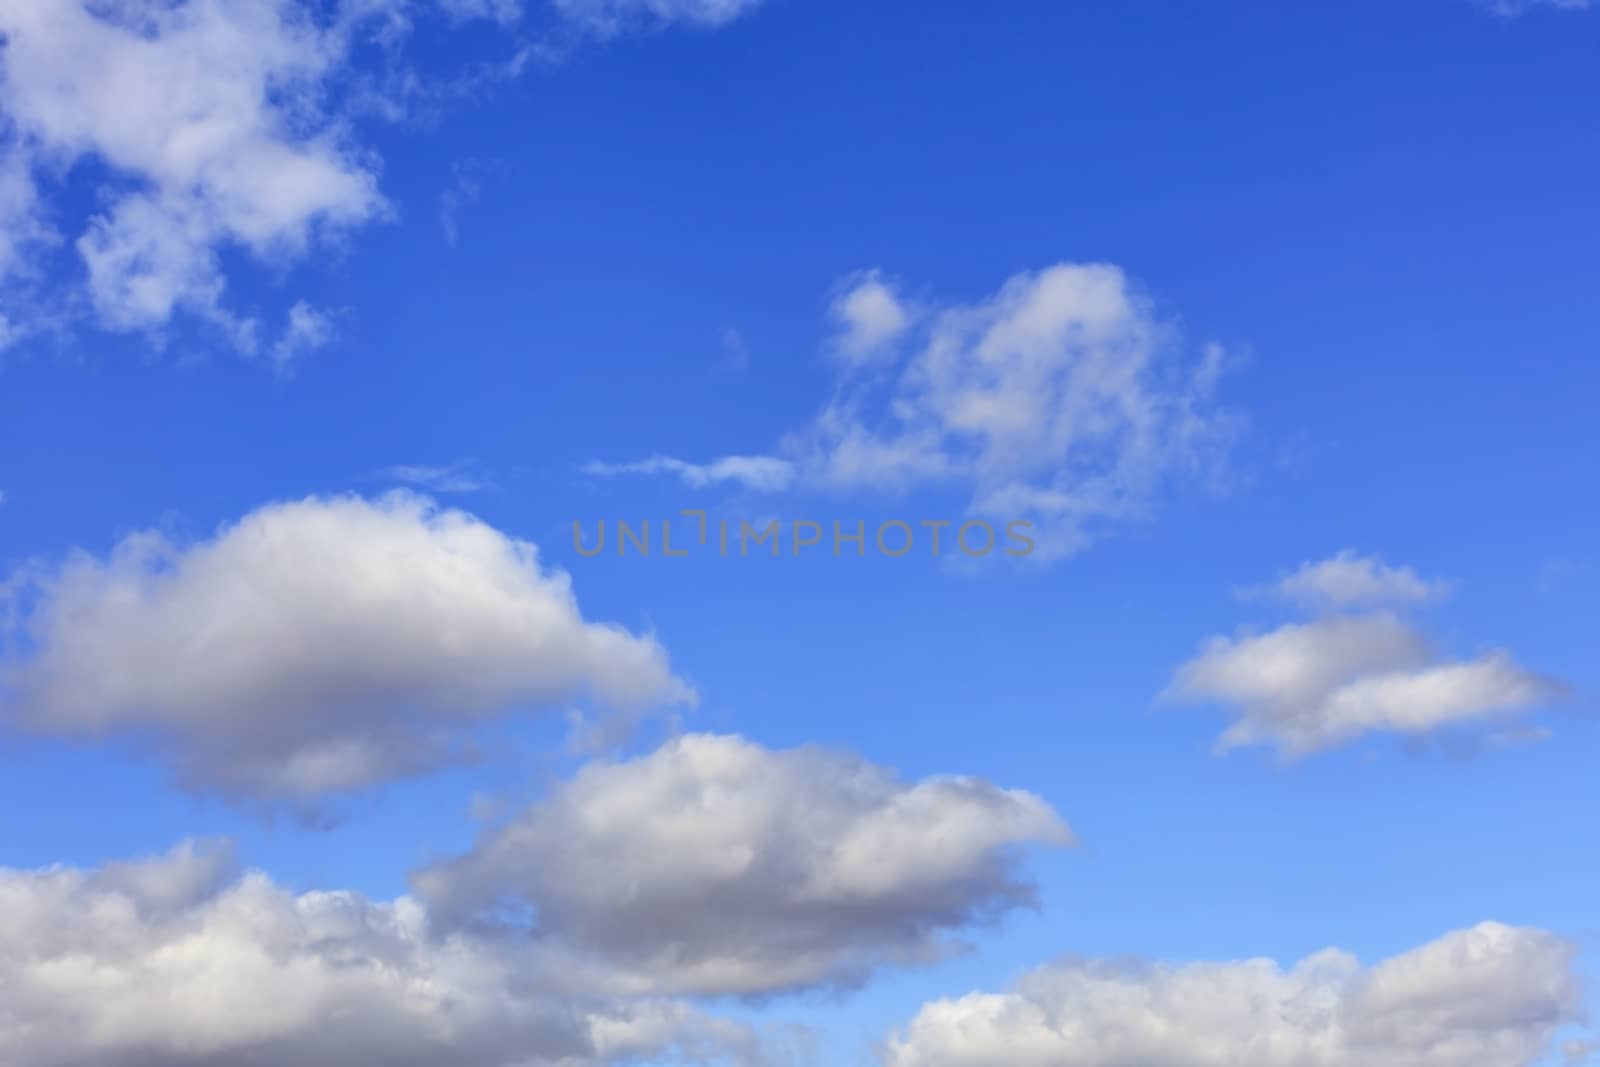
415, 733, 1072, 997
0, 841, 773, 1067
554, 0, 770, 36
1256, 550, 1450, 611
590, 263, 1233, 559
1168, 555, 1557, 755
0, 0, 389, 343
884, 923, 1582, 1067
583, 454, 797, 491
0, 493, 691, 800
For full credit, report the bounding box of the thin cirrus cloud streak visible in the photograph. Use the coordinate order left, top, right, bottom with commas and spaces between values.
883, 922, 1584, 1067
1481, 0, 1593, 15
1166, 553, 1560, 757
553, 0, 772, 37
586, 262, 1237, 559
584, 454, 797, 492
413, 732, 1073, 998
0, 492, 692, 803
378, 459, 497, 493
0, 0, 779, 359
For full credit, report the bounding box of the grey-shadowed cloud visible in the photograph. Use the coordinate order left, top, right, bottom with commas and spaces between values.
0, 492, 692, 802
0, 841, 784, 1067
1167, 554, 1559, 756
414, 732, 1072, 997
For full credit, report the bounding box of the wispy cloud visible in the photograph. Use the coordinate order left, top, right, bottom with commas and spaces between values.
1481, 0, 1593, 16
587, 262, 1237, 559
270, 302, 337, 373
720, 326, 750, 370
584, 454, 796, 492
377, 459, 496, 494
439, 159, 507, 246
553, 0, 772, 38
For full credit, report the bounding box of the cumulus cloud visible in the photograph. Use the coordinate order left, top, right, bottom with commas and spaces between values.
0, 493, 691, 800
0, 841, 773, 1067
0, 0, 394, 344
590, 263, 1234, 559
884, 922, 1582, 1067
1168, 555, 1558, 756
1170, 616, 1553, 755
583, 454, 797, 492
414, 732, 1072, 997
553, 0, 770, 37
1253, 550, 1450, 611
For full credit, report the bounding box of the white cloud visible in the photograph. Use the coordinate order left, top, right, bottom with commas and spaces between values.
584, 454, 797, 492
439, 158, 506, 245
554, 0, 770, 37
0, 0, 390, 343
1565, 1039, 1600, 1065
796, 265, 1229, 508
0, 143, 49, 283
414, 732, 1072, 997
884, 923, 1582, 1067
379, 458, 495, 492
0, 492, 692, 800
0, 311, 22, 352
1168, 556, 1558, 756
271, 299, 336, 370
0, 841, 775, 1067
1482, 0, 1593, 15
1255, 550, 1450, 611
590, 263, 1234, 559
828, 271, 911, 364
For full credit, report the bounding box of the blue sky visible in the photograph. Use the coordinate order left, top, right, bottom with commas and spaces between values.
1, 1, 1597, 1065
